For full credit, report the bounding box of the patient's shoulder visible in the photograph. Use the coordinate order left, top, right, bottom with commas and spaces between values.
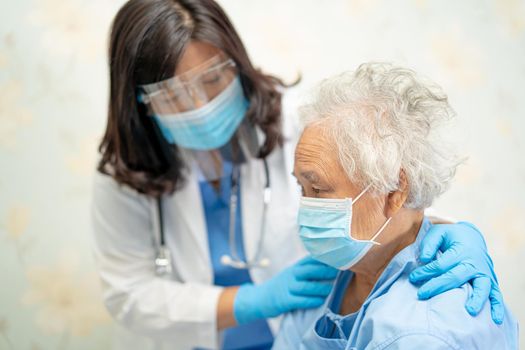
361, 275, 517, 349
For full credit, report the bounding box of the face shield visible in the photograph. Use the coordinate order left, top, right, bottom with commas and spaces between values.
138, 54, 261, 181
140, 54, 237, 115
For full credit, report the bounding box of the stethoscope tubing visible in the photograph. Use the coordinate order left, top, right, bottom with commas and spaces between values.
155, 158, 271, 275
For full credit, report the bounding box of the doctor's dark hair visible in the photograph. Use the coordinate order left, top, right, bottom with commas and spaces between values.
98, 0, 288, 196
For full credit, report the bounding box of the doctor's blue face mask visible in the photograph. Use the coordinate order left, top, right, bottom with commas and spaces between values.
297, 185, 393, 270
138, 55, 249, 150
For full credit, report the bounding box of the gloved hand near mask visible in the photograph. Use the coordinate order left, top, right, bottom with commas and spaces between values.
234, 257, 338, 325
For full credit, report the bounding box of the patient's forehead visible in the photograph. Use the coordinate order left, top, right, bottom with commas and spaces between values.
296, 125, 334, 158
294, 125, 340, 178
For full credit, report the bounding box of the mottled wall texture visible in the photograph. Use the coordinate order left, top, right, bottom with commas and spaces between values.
1, 0, 524, 349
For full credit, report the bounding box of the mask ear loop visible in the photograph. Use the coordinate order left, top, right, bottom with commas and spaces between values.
353, 184, 372, 204
352, 184, 392, 246
369, 217, 393, 246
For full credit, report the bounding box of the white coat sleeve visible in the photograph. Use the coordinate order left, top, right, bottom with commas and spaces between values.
90, 172, 223, 349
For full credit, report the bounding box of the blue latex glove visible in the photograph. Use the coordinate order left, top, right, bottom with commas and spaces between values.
234, 256, 338, 325
409, 221, 504, 324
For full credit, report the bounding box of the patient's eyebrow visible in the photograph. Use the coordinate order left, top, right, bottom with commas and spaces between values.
299, 171, 321, 184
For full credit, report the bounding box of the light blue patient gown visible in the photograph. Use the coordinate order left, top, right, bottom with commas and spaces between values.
199, 161, 274, 350
273, 217, 519, 350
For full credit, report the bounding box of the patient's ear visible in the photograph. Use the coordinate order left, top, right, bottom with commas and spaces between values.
386, 170, 409, 217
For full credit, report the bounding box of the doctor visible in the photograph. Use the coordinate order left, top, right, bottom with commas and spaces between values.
91, 0, 503, 349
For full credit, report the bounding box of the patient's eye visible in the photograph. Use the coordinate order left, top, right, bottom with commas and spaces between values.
293, 173, 327, 197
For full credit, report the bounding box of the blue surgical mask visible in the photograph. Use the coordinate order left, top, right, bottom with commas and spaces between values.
298, 185, 392, 270
152, 76, 249, 150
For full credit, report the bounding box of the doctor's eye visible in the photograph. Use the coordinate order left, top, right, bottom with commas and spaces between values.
202, 71, 222, 85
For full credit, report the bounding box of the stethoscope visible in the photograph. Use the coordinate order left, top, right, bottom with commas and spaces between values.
154, 158, 271, 276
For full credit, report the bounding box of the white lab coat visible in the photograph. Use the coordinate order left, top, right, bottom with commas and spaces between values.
91, 89, 307, 350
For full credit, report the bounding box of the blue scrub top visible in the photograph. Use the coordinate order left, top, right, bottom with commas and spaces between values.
273, 217, 519, 350
198, 161, 273, 350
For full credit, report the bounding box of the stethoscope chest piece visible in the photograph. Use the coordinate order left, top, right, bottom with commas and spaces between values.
155, 246, 173, 276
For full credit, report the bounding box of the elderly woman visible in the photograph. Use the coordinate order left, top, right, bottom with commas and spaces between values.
273, 63, 518, 349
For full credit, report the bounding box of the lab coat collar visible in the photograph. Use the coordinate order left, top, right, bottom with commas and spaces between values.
170, 165, 213, 281
239, 156, 266, 268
